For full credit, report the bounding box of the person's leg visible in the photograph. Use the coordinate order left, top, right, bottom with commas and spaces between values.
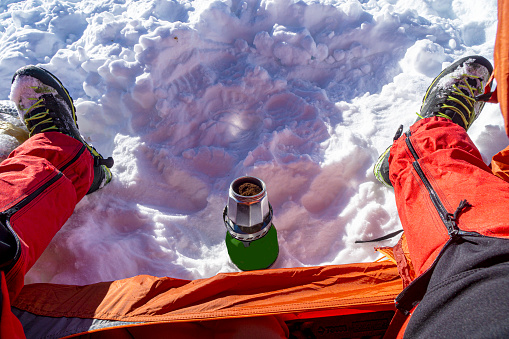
384, 54, 509, 337
1, 132, 93, 300
388, 119, 509, 339
0, 65, 113, 337
389, 117, 509, 275
390, 121, 509, 337
374, 55, 494, 275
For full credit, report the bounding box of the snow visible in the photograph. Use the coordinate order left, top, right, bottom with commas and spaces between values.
0, 0, 504, 285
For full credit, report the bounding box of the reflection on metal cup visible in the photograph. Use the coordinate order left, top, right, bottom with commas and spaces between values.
224, 176, 272, 243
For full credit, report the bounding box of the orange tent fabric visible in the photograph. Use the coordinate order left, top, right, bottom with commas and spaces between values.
12, 261, 401, 338
491, 146, 509, 182
490, 0, 509, 184
496, 0, 509, 135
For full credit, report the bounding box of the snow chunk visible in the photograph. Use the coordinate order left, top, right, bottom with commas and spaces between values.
400, 39, 446, 77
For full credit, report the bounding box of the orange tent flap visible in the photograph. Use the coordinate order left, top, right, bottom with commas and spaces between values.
495, 0, 509, 136
13, 262, 401, 323
491, 145, 509, 184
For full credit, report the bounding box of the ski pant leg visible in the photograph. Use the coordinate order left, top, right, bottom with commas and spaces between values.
0, 132, 93, 301
389, 117, 509, 276
388, 117, 509, 338
1, 271, 25, 338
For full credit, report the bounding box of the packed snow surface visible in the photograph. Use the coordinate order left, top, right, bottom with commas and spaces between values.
0, 0, 505, 285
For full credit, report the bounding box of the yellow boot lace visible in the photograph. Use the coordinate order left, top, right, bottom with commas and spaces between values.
23, 98, 59, 136
417, 74, 485, 130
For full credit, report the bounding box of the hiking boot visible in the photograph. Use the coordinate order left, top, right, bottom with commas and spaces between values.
374, 55, 493, 188
10, 65, 113, 194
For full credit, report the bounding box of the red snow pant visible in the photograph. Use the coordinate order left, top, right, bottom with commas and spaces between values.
388, 117, 509, 338
0, 132, 93, 339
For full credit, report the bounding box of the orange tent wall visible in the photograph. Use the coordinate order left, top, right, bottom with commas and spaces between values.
12, 261, 402, 338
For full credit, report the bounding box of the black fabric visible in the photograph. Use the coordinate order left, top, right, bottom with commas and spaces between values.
0, 275, 2, 319
404, 235, 509, 339
0, 216, 17, 271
